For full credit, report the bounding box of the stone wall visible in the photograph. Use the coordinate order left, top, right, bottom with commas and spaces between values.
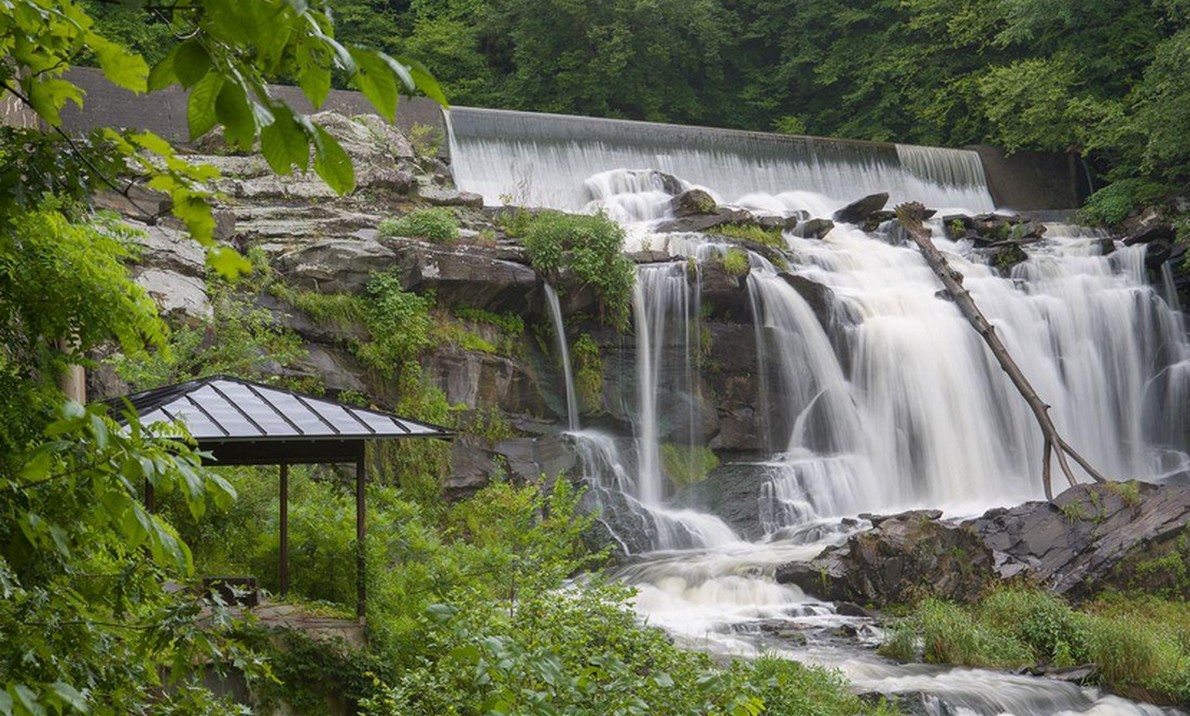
54, 67, 445, 145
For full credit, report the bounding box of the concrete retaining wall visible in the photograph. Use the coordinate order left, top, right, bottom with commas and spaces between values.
970, 145, 1090, 212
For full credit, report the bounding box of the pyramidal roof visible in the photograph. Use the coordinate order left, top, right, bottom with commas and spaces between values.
109, 375, 451, 443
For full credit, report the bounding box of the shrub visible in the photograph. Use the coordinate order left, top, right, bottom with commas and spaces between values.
521, 211, 636, 329
719, 247, 750, 277
378, 207, 459, 243
1078, 179, 1166, 226
356, 272, 435, 376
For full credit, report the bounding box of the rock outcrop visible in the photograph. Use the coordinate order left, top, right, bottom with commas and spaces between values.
775, 510, 997, 604
777, 482, 1190, 605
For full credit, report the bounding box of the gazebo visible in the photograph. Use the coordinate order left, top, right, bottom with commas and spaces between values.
110, 375, 452, 619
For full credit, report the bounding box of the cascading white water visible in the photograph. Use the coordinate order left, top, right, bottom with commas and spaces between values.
448, 106, 996, 212
447, 112, 1190, 714
543, 283, 579, 431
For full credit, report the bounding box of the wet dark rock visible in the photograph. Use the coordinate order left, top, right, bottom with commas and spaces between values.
988, 243, 1029, 275
757, 215, 787, 231
835, 601, 881, 619
670, 188, 718, 217
796, 218, 836, 239
700, 256, 748, 296
656, 207, 754, 233
778, 273, 836, 329
1123, 222, 1175, 247
965, 481, 1190, 598
673, 463, 785, 539
833, 192, 889, 225
864, 209, 898, 231
775, 510, 996, 605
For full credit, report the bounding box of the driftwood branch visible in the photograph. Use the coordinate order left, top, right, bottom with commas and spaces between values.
895, 202, 1109, 499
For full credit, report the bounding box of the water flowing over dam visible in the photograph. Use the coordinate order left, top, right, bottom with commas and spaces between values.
448, 106, 1190, 715
447, 106, 996, 213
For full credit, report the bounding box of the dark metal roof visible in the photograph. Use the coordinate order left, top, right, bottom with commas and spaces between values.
109, 375, 452, 445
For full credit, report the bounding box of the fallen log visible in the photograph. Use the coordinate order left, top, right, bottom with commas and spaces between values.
895, 202, 1109, 499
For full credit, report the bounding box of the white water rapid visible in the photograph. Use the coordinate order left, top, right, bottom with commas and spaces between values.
447, 109, 1190, 714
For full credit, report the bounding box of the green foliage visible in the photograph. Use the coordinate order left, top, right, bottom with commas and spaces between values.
522, 211, 636, 330
720, 247, 751, 277
1, 0, 444, 275
112, 284, 310, 392
0, 403, 262, 714
1079, 179, 1169, 226
713, 223, 785, 248
408, 122, 445, 162
357, 272, 435, 377
878, 620, 919, 662
572, 333, 604, 410
456, 406, 516, 445
378, 207, 460, 243
660, 444, 720, 488
888, 589, 1190, 706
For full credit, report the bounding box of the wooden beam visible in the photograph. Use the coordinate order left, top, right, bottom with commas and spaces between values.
280, 462, 289, 598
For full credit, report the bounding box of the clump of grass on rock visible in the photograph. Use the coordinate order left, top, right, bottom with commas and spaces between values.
379, 207, 459, 243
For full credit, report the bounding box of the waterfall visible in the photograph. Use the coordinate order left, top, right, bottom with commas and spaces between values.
543, 283, 579, 431
446, 107, 1190, 714
448, 106, 995, 213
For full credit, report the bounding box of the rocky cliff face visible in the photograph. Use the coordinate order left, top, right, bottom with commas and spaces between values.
93, 110, 825, 499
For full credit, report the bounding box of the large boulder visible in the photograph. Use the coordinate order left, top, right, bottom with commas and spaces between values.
656, 207, 754, 234
670, 188, 718, 217
775, 510, 997, 605
386, 238, 539, 312
426, 346, 547, 415
833, 193, 889, 225
276, 237, 396, 294
966, 481, 1190, 598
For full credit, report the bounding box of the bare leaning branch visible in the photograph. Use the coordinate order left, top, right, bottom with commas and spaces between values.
895, 201, 1110, 499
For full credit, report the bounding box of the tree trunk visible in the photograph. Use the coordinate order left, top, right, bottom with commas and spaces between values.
894, 202, 1109, 499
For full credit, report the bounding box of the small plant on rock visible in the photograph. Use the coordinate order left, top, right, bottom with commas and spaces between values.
379, 207, 459, 243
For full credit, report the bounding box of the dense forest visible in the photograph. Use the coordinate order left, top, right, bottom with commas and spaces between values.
92, 0, 1190, 200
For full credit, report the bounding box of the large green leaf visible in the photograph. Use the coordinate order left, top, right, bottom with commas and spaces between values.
147, 45, 179, 92
186, 71, 224, 140
260, 107, 310, 175
312, 125, 354, 194
87, 32, 149, 93
349, 48, 398, 122
24, 78, 83, 127
174, 40, 212, 89
214, 81, 255, 150
393, 54, 450, 107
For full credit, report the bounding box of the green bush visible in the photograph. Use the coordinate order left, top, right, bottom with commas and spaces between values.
1078, 179, 1167, 226
719, 247, 750, 277
356, 272, 435, 377
521, 211, 636, 330
378, 207, 460, 243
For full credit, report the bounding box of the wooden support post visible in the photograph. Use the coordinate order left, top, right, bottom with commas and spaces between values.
356, 453, 366, 621
280, 462, 289, 598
